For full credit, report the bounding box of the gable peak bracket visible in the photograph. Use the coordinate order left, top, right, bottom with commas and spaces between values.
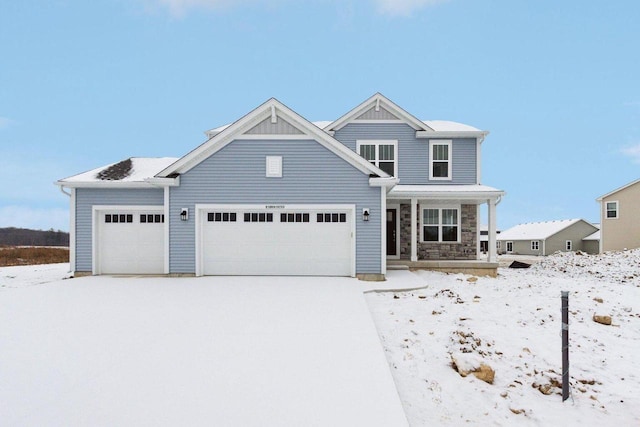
271, 105, 277, 124
375, 98, 380, 112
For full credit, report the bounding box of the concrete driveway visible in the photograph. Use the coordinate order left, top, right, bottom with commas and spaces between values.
0, 275, 408, 426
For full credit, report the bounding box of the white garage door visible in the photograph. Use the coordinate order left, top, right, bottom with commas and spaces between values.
201, 207, 353, 276
97, 210, 164, 274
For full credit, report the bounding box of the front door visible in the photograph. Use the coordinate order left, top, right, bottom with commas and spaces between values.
386, 209, 397, 256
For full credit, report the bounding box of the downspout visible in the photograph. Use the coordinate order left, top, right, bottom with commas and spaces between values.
59, 185, 71, 197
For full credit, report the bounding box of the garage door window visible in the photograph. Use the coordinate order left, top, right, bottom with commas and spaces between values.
106, 214, 133, 223
140, 214, 165, 223
244, 212, 273, 222
208, 212, 237, 222
317, 213, 347, 223
281, 213, 310, 223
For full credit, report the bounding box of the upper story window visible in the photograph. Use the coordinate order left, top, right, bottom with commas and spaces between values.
356, 140, 397, 176
606, 201, 618, 219
421, 206, 459, 243
429, 140, 452, 180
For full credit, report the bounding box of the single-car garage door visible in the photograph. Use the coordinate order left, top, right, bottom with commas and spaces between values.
200, 206, 354, 276
96, 208, 164, 274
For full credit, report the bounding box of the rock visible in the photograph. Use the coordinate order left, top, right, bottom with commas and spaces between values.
538, 384, 553, 395
467, 276, 478, 282
593, 297, 603, 303
593, 314, 612, 325
510, 408, 525, 415
473, 364, 495, 384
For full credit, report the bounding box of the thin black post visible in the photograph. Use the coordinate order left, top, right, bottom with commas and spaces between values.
561, 291, 569, 401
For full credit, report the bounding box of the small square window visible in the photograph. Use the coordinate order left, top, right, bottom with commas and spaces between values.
119, 214, 126, 223
154, 214, 160, 223
303, 213, 309, 223
317, 213, 323, 223
295, 213, 302, 222
126, 214, 133, 223
223, 212, 229, 222
339, 213, 346, 223
230, 213, 236, 222
267, 213, 273, 222
259, 213, 266, 222
252, 213, 258, 222
288, 213, 294, 222
105, 214, 112, 223
140, 215, 147, 223
281, 213, 287, 223
244, 213, 250, 222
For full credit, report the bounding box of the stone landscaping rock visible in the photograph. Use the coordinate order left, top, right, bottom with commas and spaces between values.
593, 314, 612, 325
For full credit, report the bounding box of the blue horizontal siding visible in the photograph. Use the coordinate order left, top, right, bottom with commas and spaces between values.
334, 123, 477, 184
169, 139, 382, 274
75, 188, 164, 272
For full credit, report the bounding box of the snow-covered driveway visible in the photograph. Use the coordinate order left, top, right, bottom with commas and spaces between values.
0, 274, 408, 426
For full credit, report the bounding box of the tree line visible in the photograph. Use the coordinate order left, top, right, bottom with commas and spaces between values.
0, 227, 69, 247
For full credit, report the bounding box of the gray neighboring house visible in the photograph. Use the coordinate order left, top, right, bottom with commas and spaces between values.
497, 219, 599, 256
56, 94, 504, 279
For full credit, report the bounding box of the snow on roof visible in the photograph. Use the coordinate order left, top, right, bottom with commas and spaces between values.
583, 230, 601, 241
422, 120, 480, 132
60, 157, 179, 183
498, 219, 585, 241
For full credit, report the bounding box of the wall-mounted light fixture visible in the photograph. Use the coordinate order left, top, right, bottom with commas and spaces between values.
362, 208, 370, 222
180, 208, 189, 221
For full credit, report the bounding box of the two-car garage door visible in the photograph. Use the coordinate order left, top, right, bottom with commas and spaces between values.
200, 206, 354, 276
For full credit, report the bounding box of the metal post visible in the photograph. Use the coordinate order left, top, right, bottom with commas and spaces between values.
561, 291, 569, 401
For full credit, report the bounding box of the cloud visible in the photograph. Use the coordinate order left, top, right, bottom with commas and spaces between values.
0, 117, 14, 130
374, 0, 450, 16
0, 206, 69, 232
621, 143, 640, 164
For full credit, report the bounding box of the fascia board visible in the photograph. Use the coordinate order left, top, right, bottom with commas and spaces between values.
416, 130, 489, 139
369, 177, 399, 187
387, 190, 505, 200
54, 181, 155, 189
145, 177, 180, 187
327, 93, 430, 132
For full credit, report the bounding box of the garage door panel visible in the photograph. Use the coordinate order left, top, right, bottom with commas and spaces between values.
201, 208, 352, 276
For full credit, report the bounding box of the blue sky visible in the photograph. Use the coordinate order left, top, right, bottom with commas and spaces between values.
1, 0, 638, 232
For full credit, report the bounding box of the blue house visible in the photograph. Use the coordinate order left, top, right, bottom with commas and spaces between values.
56, 94, 504, 279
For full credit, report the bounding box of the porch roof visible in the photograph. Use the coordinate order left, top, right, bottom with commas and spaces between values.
387, 184, 505, 201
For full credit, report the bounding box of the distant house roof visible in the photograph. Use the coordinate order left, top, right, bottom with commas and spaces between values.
596, 178, 640, 201
583, 230, 601, 241
57, 157, 179, 186
497, 219, 589, 241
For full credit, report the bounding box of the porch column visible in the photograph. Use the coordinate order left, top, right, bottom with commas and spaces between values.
411, 198, 418, 261
488, 198, 497, 263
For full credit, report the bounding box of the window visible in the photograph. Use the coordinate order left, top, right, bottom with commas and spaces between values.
356, 140, 397, 176
105, 214, 133, 223
606, 201, 618, 219
266, 156, 282, 177
243, 212, 273, 222
140, 214, 165, 223
280, 213, 310, 223
421, 207, 459, 242
429, 140, 452, 180
531, 241, 540, 251
207, 212, 237, 222
497, 241, 501, 250
317, 212, 347, 223
566, 240, 572, 251
506, 241, 513, 252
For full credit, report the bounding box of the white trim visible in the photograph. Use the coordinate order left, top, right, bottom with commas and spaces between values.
386, 204, 400, 260
55, 181, 157, 189
69, 188, 76, 273
271, 105, 277, 123
410, 198, 417, 261
92, 205, 164, 275
327, 93, 430, 132
476, 204, 481, 260
145, 177, 180, 187
429, 140, 453, 181
488, 199, 497, 262
565, 240, 572, 251
416, 130, 488, 139
164, 187, 170, 274
234, 134, 315, 140
157, 98, 390, 179
605, 200, 619, 219
357, 139, 398, 177
531, 240, 540, 251
381, 190, 387, 274
194, 203, 356, 277
353, 119, 402, 124
476, 137, 482, 184
420, 204, 461, 243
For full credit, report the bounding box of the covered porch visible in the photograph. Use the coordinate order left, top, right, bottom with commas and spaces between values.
384, 184, 504, 276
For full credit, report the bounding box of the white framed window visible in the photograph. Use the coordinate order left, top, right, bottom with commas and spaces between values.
506, 241, 513, 253
356, 140, 397, 176
531, 241, 540, 251
497, 241, 501, 249
566, 240, 572, 251
420, 205, 460, 243
429, 140, 452, 180
605, 201, 618, 219
266, 156, 282, 178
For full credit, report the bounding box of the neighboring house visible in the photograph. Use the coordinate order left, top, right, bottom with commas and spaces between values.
582, 229, 600, 255
497, 219, 598, 256
479, 224, 501, 253
56, 94, 504, 279
596, 178, 640, 253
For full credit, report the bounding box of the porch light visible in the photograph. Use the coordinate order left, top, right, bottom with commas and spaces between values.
180, 208, 189, 221
362, 208, 370, 222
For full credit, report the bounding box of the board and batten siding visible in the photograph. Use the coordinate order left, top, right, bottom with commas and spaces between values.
75, 188, 165, 272
169, 139, 382, 274
333, 123, 477, 185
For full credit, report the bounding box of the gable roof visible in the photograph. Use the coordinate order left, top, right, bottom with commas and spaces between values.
326, 93, 432, 132
158, 98, 390, 179
497, 219, 595, 241
596, 178, 640, 201
56, 157, 179, 188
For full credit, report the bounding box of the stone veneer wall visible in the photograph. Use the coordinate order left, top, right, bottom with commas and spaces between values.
399, 203, 477, 260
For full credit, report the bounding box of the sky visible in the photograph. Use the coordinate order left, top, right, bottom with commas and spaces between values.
1, 0, 639, 232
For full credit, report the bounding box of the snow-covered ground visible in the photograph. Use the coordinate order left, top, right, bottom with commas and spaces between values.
1, 252, 638, 426
366, 250, 640, 426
